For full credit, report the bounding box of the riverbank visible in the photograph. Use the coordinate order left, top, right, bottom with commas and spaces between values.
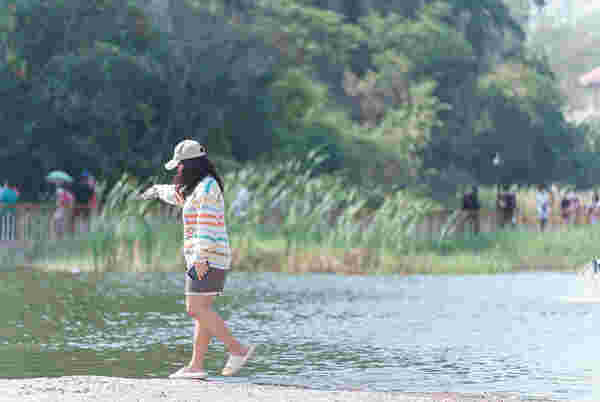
184, 224, 600, 274
0, 376, 562, 402
18, 225, 598, 275
9, 169, 600, 275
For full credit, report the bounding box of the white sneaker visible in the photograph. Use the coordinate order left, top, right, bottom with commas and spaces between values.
221, 344, 257, 376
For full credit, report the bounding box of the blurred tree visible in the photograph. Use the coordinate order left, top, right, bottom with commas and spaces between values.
0, 0, 288, 198
0, 0, 593, 203
529, 8, 600, 115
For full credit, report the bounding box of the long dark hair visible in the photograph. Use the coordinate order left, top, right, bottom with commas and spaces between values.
173, 156, 224, 200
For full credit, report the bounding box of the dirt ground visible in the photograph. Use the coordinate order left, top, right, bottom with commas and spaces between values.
0, 376, 565, 402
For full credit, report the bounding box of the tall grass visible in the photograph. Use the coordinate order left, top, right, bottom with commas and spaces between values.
26, 153, 436, 273
222, 151, 436, 272
401, 226, 600, 274
25, 173, 181, 272
24, 156, 598, 274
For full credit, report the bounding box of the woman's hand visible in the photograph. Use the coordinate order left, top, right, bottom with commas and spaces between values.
139, 186, 158, 200
193, 261, 210, 279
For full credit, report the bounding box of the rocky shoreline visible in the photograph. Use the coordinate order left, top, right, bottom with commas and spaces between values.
0, 376, 563, 402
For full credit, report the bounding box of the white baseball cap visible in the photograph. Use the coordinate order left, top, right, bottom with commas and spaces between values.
164, 140, 207, 170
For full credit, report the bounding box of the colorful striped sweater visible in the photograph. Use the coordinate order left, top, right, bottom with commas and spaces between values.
152, 177, 231, 271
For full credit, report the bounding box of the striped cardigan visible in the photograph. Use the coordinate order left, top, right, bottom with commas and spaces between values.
152, 177, 231, 270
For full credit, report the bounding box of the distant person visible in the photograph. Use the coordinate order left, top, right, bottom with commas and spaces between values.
82, 170, 98, 212
589, 193, 600, 224
462, 185, 480, 234
497, 184, 517, 229
5, 183, 20, 200
230, 186, 250, 217
71, 171, 96, 232
53, 181, 75, 239
0, 181, 19, 204
536, 184, 550, 232
568, 191, 580, 224
0, 181, 19, 240
140, 140, 256, 379
560, 193, 571, 225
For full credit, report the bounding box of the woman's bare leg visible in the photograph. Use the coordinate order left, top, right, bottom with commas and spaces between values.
186, 295, 248, 371
187, 320, 211, 371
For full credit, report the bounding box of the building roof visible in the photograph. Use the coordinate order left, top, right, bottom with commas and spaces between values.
579, 67, 600, 87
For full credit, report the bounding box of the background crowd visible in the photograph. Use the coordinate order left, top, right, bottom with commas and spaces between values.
461, 184, 600, 233
48, 170, 98, 238
1, 170, 98, 240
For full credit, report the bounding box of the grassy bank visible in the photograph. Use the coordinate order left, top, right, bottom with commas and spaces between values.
15, 220, 596, 275
10, 157, 596, 275
406, 227, 598, 274
230, 224, 598, 274
14, 156, 433, 274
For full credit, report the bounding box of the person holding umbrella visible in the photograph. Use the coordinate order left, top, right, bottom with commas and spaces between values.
46, 171, 75, 239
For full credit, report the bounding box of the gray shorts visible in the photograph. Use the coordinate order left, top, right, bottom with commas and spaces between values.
184, 266, 227, 296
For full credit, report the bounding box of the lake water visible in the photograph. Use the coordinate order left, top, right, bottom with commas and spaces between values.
0, 268, 598, 400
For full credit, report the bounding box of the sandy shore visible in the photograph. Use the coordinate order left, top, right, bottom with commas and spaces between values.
0, 376, 563, 402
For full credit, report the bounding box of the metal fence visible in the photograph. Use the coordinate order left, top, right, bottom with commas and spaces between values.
0, 203, 597, 244
0, 204, 55, 243
0, 209, 16, 240
0, 203, 178, 244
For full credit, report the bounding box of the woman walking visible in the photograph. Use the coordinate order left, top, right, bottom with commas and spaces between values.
535, 184, 550, 232
141, 140, 256, 379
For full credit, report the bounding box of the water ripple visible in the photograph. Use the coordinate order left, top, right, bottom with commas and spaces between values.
1, 270, 598, 399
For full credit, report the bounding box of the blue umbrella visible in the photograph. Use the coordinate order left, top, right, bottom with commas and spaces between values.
46, 170, 73, 183
0, 187, 18, 204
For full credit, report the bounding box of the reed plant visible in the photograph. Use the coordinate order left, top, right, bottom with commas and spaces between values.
222, 150, 437, 272
25, 154, 597, 275
26, 152, 436, 273
26, 173, 183, 272
403, 225, 600, 274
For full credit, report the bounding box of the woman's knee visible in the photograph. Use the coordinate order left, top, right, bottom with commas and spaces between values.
186, 302, 209, 318
186, 295, 214, 318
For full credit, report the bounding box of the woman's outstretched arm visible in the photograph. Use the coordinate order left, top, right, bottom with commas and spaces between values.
140, 184, 185, 207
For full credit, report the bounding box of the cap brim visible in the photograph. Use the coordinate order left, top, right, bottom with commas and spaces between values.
165, 159, 179, 170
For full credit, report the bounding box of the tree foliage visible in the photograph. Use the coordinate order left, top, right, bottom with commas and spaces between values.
0, 0, 593, 201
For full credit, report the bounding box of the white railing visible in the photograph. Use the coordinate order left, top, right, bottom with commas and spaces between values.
0, 209, 16, 240
0, 203, 596, 244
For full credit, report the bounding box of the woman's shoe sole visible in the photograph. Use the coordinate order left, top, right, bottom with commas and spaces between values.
169, 368, 208, 379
